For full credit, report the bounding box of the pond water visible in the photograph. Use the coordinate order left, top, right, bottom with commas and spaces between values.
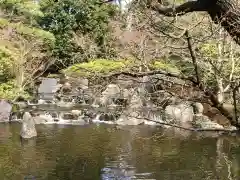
0, 123, 240, 180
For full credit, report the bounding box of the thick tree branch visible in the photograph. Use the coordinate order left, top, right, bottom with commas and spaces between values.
148, 0, 240, 45
148, 0, 206, 16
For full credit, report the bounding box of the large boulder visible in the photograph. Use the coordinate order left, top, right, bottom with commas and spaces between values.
20, 112, 37, 139
164, 102, 194, 126
0, 100, 12, 122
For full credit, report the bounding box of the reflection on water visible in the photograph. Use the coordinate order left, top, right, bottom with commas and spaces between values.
0, 123, 240, 180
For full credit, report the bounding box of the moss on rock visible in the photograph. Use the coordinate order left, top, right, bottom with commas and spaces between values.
63, 58, 181, 78
63, 59, 133, 77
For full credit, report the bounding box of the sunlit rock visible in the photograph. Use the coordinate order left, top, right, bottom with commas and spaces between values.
71, 110, 82, 116
192, 102, 204, 114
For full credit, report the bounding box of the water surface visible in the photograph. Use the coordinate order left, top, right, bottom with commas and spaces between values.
0, 123, 240, 180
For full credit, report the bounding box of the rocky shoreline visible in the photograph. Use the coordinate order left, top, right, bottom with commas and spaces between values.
0, 72, 238, 134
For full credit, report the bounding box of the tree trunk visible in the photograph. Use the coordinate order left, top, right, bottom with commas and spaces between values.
149, 0, 240, 45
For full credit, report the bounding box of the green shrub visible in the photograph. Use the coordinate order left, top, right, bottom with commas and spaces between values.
0, 80, 30, 100
0, 18, 55, 44
0, 46, 15, 81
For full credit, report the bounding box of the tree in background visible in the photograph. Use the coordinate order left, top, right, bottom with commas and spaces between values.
39, 0, 117, 70
0, 0, 55, 99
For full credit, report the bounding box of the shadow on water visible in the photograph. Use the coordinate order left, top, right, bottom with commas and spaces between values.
0, 123, 240, 180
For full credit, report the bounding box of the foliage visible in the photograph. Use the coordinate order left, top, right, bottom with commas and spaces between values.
0, 80, 30, 100
199, 43, 218, 59
39, 0, 117, 68
0, 18, 55, 44
0, 0, 44, 25
0, 46, 15, 81
0, 1, 55, 100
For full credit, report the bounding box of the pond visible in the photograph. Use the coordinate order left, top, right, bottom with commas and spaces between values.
0, 123, 240, 180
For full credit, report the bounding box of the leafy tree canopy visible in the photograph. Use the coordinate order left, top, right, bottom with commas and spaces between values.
39, 0, 117, 67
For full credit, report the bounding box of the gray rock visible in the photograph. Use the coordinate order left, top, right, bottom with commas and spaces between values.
33, 114, 54, 124
0, 100, 12, 122
225, 125, 237, 131
38, 78, 59, 100
192, 102, 204, 114
71, 110, 82, 116
164, 103, 194, 125
192, 114, 224, 130
20, 112, 37, 139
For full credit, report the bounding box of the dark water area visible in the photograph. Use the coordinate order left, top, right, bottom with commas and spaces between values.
0, 123, 240, 180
